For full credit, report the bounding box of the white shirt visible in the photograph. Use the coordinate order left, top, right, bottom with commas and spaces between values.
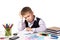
18, 17, 46, 33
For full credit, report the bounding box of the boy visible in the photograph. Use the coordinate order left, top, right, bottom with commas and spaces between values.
19, 7, 46, 33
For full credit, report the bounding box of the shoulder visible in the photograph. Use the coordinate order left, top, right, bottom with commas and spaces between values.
36, 17, 41, 21
36, 17, 45, 24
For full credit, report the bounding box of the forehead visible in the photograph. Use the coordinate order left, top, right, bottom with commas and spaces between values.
23, 12, 32, 17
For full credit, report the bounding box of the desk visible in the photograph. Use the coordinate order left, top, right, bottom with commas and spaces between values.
17, 31, 60, 40
0, 31, 60, 40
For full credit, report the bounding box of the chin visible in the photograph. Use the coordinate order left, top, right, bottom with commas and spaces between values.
29, 21, 33, 23
27, 20, 33, 22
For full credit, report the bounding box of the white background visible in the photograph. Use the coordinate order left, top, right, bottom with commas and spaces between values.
0, 0, 60, 34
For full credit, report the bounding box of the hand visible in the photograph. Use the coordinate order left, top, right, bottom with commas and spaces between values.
26, 27, 32, 31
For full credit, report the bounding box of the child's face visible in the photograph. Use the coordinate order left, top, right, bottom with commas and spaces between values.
23, 12, 34, 23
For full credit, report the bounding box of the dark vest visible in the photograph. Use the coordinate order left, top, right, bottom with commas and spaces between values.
25, 17, 40, 28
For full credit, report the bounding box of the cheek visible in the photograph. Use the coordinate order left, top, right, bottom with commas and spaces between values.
29, 17, 33, 21
29, 16, 32, 19
26, 17, 31, 21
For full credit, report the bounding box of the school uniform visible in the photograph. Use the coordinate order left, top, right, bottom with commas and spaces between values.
18, 16, 46, 32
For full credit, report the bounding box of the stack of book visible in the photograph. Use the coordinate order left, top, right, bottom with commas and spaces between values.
45, 27, 60, 36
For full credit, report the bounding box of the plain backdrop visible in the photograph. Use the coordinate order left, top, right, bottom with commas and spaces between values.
0, 0, 60, 34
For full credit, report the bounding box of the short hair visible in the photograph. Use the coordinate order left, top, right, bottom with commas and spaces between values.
21, 7, 33, 16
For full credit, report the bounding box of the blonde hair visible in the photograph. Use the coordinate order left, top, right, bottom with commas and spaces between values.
21, 7, 33, 16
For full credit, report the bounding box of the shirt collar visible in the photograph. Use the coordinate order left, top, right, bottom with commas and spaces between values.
34, 16, 37, 21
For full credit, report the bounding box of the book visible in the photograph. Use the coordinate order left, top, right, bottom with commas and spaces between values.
45, 27, 60, 36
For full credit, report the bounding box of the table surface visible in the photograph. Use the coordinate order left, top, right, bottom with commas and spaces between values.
0, 31, 60, 40
17, 31, 60, 40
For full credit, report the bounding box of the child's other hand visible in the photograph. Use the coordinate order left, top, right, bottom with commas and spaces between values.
26, 27, 32, 31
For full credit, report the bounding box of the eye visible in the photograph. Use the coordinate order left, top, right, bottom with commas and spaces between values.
25, 15, 30, 19
25, 16, 29, 19
25, 17, 27, 19
27, 16, 29, 17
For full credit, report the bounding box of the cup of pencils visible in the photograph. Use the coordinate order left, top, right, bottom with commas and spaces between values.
3, 24, 13, 36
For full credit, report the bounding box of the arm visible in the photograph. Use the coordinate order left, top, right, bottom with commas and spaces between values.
18, 21, 26, 31
32, 19, 46, 32
18, 21, 33, 31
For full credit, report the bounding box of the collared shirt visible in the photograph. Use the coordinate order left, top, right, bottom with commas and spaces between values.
18, 17, 46, 32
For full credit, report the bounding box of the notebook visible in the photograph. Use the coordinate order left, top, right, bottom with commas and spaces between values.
45, 27, 60, 36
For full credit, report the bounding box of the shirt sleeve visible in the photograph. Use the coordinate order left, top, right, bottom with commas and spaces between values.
32, 18, 46, 32
18, 21, 26, 31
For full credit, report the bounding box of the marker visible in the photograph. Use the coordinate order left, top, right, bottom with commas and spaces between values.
6, 24, 9, 28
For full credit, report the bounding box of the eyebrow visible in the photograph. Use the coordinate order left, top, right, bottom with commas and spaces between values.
25, 15, 30, 19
